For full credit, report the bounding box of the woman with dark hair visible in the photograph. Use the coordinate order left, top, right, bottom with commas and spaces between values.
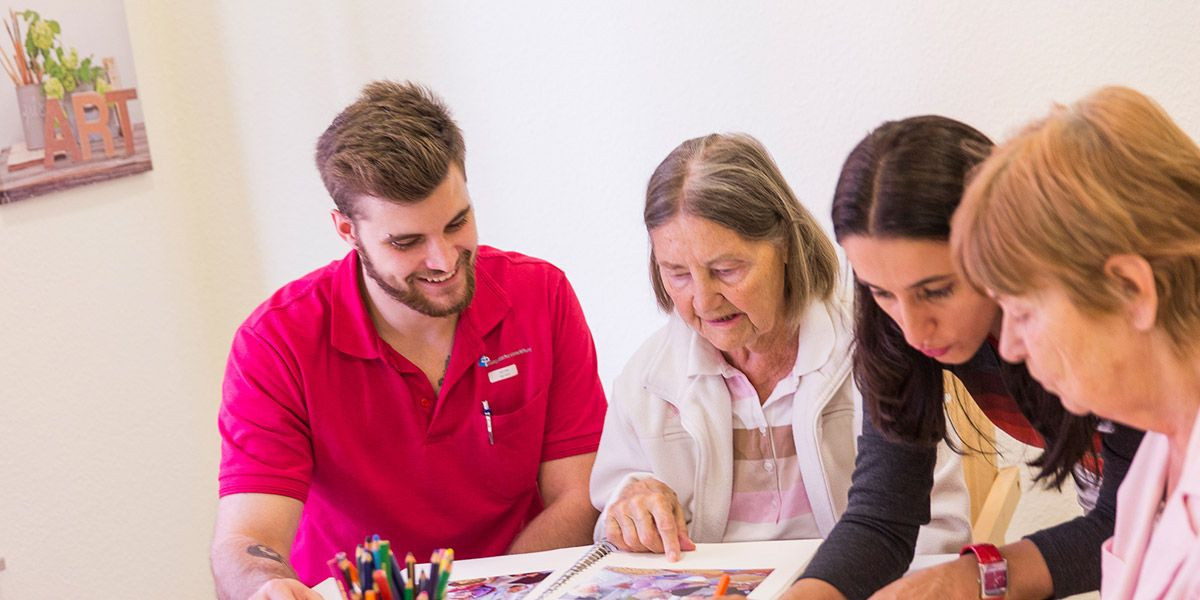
783, 116, 1143, 600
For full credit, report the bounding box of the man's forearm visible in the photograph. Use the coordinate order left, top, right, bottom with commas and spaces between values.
211, 534, 301, 600
508, 492, 599, 554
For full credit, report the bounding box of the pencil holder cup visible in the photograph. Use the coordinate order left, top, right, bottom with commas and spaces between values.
14, 83, 46, 150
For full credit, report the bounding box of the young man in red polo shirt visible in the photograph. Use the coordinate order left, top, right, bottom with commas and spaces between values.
210, 81, 607, 600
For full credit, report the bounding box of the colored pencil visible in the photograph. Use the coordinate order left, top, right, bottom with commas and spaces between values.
387, 548, 405, 593
339, 554, 362, 596
714, 574, 731, 597
361, 550, 375, 593
427, 549, 440, 599
406, 552, 417, 590
374, 569, 395, 600
378, 540, 392, 579
327, 556, 351, 600
436, 549, 453, 600
329, 538, 455, 600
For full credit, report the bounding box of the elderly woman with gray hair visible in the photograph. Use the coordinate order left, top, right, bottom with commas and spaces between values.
589, 133, 969, 560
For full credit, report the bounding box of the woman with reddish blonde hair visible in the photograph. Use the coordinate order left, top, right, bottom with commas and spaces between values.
954, 85, 1200, 599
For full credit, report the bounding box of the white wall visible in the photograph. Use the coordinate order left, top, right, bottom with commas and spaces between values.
2, 2, 1198, 597
0, 0, 143, 147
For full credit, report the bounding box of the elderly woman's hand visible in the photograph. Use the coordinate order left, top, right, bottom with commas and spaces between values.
603, 478, 696, 561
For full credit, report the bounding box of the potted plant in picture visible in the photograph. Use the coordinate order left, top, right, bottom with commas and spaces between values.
42, 47, 109, 139
2, 8, 111, 150
22, 10, 110, 138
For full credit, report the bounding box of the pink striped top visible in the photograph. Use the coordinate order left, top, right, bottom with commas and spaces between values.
720, 366, 820, 542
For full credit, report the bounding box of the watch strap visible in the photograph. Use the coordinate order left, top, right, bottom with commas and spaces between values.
960, 543, 1003, 564
960, 543, 1008, 598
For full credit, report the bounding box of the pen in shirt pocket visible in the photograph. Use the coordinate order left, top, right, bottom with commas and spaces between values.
481, 399, 494, 445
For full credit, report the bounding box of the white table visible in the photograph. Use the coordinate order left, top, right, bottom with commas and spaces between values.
314, 550, 962, 599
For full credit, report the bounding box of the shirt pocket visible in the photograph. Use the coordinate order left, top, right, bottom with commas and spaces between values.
476, 355, 535, 415
653, 426, 692, 442
631, 400, 689, 441
476, 389, 547, 501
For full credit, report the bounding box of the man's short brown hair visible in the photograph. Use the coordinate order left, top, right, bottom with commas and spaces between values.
315, 80, 465, 218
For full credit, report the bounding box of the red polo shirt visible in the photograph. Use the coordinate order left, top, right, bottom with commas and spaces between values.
218, 246, 606, 584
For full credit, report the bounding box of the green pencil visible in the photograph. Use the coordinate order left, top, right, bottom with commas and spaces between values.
379, 541, 392, 580
436, 549, 453, 600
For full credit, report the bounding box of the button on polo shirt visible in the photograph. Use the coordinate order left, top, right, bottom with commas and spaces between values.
219, 246, 606, 585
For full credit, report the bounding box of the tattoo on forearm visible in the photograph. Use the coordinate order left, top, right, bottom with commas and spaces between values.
247, 544, 285, 565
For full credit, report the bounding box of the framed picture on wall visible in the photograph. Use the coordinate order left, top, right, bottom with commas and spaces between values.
0, 0, 150, 204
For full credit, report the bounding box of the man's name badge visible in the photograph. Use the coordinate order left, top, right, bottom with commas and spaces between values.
488, 364, 518, 383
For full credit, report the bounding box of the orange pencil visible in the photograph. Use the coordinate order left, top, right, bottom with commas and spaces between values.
339, 555, 362, 595
713, 574, 731, 597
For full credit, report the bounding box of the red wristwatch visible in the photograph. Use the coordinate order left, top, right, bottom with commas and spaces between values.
961, 543, 1007, 598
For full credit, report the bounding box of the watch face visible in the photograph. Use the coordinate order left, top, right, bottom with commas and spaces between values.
980, 561, 1008, 597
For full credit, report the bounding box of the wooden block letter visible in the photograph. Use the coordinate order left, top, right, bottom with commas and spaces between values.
104, 88, 138, 156
72, 91, 117, 160
43, 99, 82, 168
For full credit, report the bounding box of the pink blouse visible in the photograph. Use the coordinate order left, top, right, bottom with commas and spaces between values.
1101, 407, 1200, 599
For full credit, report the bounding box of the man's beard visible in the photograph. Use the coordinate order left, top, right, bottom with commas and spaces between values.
357, 244, 476, 317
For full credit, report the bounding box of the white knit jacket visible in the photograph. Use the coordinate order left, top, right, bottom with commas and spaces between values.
589, 296, 971, 553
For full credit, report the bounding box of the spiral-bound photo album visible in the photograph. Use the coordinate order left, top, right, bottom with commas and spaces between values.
313, 538, 821, 600
526, 539, 820, 599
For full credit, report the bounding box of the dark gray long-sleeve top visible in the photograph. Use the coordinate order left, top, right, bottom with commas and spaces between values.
800, 360, 1144, 599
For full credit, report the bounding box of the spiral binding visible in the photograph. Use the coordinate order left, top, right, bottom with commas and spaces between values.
536, 540, 617, 598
